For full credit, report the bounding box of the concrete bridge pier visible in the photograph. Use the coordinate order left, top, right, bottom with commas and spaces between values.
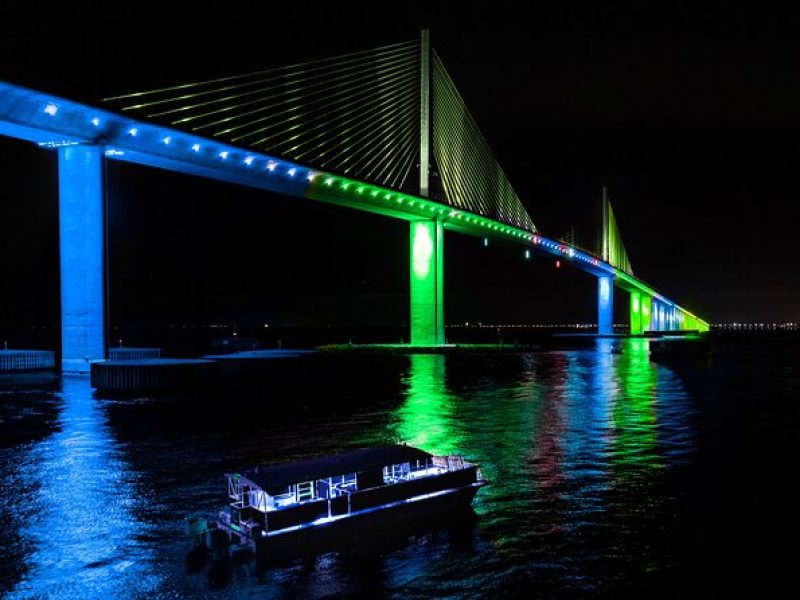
641, 294, 653, 333
409, 219, 444, 346
629, 291, 642, 334
597, 275, 614, 336
59, 144, 107, 372
651, 299, 661, 331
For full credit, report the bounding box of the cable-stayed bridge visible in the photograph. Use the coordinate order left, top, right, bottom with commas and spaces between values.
0, 31, 707, 372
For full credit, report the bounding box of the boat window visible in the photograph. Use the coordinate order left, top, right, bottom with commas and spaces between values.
409, 458, 429, 472
328, 473, 357, 496
296, 481, 314, 503
248, 490, 269, 512
383, 462, 411, 483
408, 458, 437, 478
270, 485, 296, 508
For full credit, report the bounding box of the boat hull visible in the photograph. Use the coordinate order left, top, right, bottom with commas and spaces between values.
242, 483, 482, 564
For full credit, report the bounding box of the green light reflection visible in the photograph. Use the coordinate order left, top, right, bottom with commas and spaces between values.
394, 354, 464, 455
611, 338, 660, 471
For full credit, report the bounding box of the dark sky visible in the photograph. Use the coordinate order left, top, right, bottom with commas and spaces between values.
1, 2, 799, 331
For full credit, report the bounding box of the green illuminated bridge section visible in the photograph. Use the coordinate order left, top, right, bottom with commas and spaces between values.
103, 36, 536, 233
96, 34, 707, 336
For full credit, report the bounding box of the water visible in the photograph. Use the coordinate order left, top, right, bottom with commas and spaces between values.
1, 337, 798, 598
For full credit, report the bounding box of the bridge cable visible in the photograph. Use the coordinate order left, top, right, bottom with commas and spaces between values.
430, 51, 536, 231
103, 37, 540, 228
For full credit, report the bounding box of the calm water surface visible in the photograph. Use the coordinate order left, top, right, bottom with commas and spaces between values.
1, 338, 798, 598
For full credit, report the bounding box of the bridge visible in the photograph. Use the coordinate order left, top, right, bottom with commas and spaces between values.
0, 31, 708, 372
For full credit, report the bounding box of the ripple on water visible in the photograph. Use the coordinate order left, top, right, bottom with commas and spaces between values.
1, 338, 797, 597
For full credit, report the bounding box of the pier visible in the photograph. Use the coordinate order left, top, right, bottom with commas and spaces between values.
0, 350, 55, 372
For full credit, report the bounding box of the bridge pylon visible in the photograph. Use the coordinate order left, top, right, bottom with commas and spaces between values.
408, 30, 445, 346
59, 144, 107, 372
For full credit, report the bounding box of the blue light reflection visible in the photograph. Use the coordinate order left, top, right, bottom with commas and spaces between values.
7, 377, 160, 598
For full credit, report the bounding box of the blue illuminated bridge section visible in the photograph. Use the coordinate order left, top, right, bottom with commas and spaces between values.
0, 81, 708, 368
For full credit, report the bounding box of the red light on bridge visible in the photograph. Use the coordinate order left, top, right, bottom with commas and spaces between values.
555, 260, 561, 268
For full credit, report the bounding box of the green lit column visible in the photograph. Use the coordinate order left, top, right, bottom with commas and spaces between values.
640, 295, 652, 333
630, 291, 642, 335
410, 219, 444, 346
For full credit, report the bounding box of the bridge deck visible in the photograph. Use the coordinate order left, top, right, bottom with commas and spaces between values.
0, 81, 707, 329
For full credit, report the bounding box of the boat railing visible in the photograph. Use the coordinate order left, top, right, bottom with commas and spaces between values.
227, 475, 241, 501
218, 509, 232, 527
332, 480, 357, 493
432, 455, 469, 471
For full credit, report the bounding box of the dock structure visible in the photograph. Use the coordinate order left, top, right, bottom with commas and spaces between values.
108, 347, 161, 361
90, 358, 217, 393
0, 350, 55, 372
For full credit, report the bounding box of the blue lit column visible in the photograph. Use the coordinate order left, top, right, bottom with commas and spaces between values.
597, 275, 614, 336
651, 299, 660, 331
59, 145, 106, 372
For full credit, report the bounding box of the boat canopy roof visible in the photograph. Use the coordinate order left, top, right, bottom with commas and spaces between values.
239, 445, 432, 491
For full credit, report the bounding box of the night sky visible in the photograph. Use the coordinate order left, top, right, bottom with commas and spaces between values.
2, 2, 799, 332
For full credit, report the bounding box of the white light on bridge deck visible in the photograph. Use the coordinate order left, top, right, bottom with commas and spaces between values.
192, 143, 201, 152
44, 103, 58, 116
219, 150, 229, 159
128, 127, 138, 136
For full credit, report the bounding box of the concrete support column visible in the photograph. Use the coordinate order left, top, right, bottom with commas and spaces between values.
641, 295, 652, 333
59, 145, 106, 372
410, 219, 444, 346
651, 299, 660, 331
597, 275, 614, 336
629, 291, 642, 335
